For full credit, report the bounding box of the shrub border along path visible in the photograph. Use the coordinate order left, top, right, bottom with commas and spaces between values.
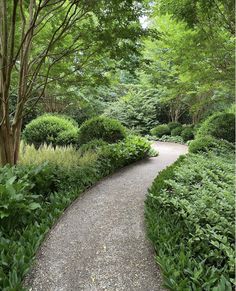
24, 142, 187, 291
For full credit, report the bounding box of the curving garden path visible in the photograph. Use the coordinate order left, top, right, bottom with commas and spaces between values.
24, 142, 187, 291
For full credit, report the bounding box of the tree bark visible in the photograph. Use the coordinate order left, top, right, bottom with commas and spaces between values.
0, 126, 14, 166
0, 118, 23, 166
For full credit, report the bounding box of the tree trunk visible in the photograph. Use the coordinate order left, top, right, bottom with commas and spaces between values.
169, 105, 180, 122
0, 121, 22, 166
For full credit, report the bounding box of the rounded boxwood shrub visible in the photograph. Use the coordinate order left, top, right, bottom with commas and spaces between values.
78, 116, 127, 145
171, 126, 183, 136
181, 127, 194, 142
42, 113, 79, 127
168, 122, 181, 131
189, 136, 235, 154
197, 112, 235, 143
23, 114, 79, 148
150, 124, 171, 138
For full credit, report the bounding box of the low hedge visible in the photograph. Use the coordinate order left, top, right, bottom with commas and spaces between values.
145, 148, 235, 290
98, 135, 151, 172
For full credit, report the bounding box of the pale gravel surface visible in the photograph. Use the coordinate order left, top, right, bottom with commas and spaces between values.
24, 142, 187, 291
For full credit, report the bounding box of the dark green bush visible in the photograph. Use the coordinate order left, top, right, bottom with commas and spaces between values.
78, 116, 127, 145
181, 126, 194, 142
98, 135, 151, 172
78, 139, 108, 156
167, 122, 181, 131
57, 129, 79, 147
43, 113, 79, 127
197, 112, 235, 142
171, 126, 183, 136
189, 136, 235, 153
150, 124, 171, 138
145, 149, 235, 290
23, 114, 79, 148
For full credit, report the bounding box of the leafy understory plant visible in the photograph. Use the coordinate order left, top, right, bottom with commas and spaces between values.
0, 166, 41, 232
145, 148, 235, 290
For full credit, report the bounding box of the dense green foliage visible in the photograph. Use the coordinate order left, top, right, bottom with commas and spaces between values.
0, 167, 41, 232
189, 136, 235, 154
167, 122, 181, 131
23, 115, 79, 148
78, 116, 127, 145
181, 126, 194, 142
156, 135, 184, 144
104, 87, 169, 133
0, 135, 152, 290
150, 124, 171, 138
171, 127, 183, 136
78, 139, 108, 156
145, 146, 235, 290
140, 1, 234, 124
197, 112, 235, 142
0, 0, 235, 289
98, 136, 151, 170
149, 122, 195, 144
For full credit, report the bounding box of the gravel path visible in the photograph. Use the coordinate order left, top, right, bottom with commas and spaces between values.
24, 142, 187, 291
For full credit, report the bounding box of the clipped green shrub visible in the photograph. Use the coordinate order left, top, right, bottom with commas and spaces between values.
57, 129, 79, 147
23, 114, 79, 148
78, 116, 127, 145
171, 126, 183, 136
181, 126, 194, 142
167, 122, 181, 131
197, 112, 235, 142
145, 149, 235, 290
98, 135, 151, 171
78, 139, 108, 156
150, 124, 171, 138
189, 136, 235, 153
43, 113, 78, 127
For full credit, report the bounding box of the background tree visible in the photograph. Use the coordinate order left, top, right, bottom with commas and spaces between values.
0, 0, 145, 165
138, 1, 234, 123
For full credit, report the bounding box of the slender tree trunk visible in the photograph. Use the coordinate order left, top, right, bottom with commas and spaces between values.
13, 120, 22, 164
0, 117, 22, 166
0, 126, 14, 166
169, 105, 180, 122
0, 0, 92, 165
